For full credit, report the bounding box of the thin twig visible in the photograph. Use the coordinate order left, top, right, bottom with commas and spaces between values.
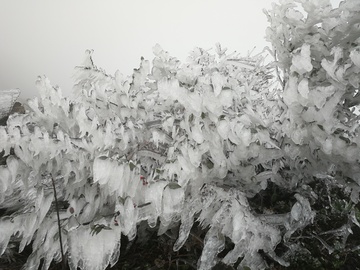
273, 50, 285, 89
51, 176, 67, 270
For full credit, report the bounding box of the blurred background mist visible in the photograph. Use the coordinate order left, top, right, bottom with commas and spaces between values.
0, 0, 341, 101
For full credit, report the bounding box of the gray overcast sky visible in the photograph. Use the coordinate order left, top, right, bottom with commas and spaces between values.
0, 0, 342, 101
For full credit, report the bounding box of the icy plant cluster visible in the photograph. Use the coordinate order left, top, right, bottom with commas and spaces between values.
265, 0, 360, 201
0, 0, 360, 269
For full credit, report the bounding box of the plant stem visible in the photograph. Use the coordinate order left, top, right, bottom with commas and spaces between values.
51, 176, 66, 270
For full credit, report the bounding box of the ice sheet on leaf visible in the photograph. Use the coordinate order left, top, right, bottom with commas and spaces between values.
218, 199, 283, 267
217, 120, 230, 140
0, 127, 10, 155
198, 227, 225, 270
211, 72, 227, 97
291, 126, 308, 145
309, 84, 336, 109
68, 221, 121, 270
187, 92, 203, 116
285, 7, 304, 21
298, 78, 309, 99
38, 193, 54, 225
0, 218, 17, 256
14, 213, 36, 252
36, 76, 63, 105
349, 183, 360, 204
234, 122, 252, 147
283, 76, 300, 106
37, 220, 59, 267
191, 121, 204, 144
185, 147, 201, 168
285, 193, 316, 240
319, 89, 343, 123
321, 47, 346, 83
78, 201, 98, 225
291, 44, 313, 75
350, 49, 360, 68
218, 89, 233, 108
157, 78, 181, 100
203, 91, 222, 117
93, 156, 130, 197
238, 252, 268, 270
173, 198, 200, 252
176, 64, 202, 85
161, 183, 184, 227
115, 196, 138, 240
0, 166, 11, 202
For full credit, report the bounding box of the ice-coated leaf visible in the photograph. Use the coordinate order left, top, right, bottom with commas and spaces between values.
0, 166, 11, 197
38, 193, 54, 225
286, 8, 304, 21
173, 208, 194, 252
350, 184, 360, 204
68, 221, 121, 270
290, 201, 302, 221
291, 44, 313, 74
198, 227, 225, 270
211, 72, 227, 97
144, 181, 168, 227
203, 91, 222, 117
0, 218, 16, 256
238, 252, 268, 270
350, 49, 360, 67
217, 120, 230, 140
298, 78, 309, 99
161, 184, 184, 225
93, 156, 110, 184
218, 89, 233, 108
119, 197, 138, 239
191, 122, 204, 144
0, 127, 9, 154
321, 47, 345, 82
186, 144, 204, 168
166, 182, 181, 189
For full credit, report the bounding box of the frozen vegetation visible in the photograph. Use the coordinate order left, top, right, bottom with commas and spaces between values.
1, 0, 360, 269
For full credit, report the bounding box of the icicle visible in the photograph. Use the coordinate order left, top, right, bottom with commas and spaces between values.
161, 184, 184, 227
67, 220, 121, 270
173, 205, 195, 252
144, 181, 167, 227
198, 227, 225, 270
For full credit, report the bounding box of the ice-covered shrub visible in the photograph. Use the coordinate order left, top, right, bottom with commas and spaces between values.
0, 44, 289, 270
263, 0, 360, 266
1, 0, 360, 269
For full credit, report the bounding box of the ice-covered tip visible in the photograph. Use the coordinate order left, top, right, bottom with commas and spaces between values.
81, 49, 95, 68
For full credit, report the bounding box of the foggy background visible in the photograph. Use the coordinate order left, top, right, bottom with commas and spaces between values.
0, 0, 342, 101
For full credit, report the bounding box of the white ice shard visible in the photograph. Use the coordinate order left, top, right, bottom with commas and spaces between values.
160, 183, 184, 227
144, 181, 167, 227
67, 219, 121, 270
198, 227, 225, 270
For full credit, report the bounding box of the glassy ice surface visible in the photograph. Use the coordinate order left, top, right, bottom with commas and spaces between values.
68, 221, 121, 270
